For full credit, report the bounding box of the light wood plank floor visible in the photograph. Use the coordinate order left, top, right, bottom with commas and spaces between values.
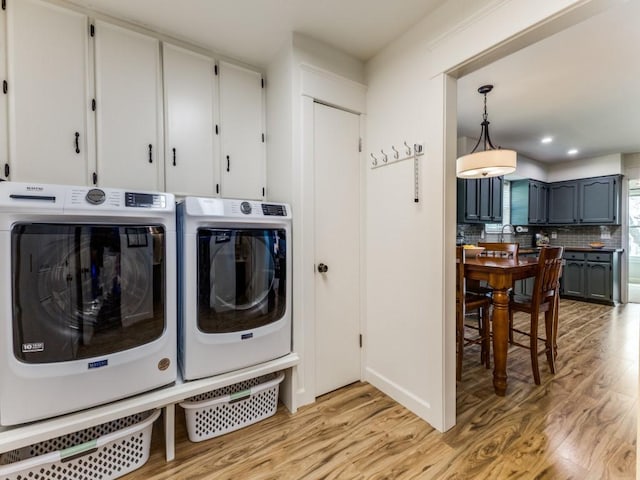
124, 299, 637, 479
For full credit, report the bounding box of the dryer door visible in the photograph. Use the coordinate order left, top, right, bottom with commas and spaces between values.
196, 228, 286, 333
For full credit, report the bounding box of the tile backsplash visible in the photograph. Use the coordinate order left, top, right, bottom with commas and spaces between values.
457, 224, 622, 249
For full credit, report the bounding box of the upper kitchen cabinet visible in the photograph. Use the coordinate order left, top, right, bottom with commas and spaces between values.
94, 21, 163, 191
163, 44, 218, 196
511, 179, 548, 225
6, 0, 92, 185
579, 175, 621, 224
218, 61, 265, 200
457, 176, 503, 224
547, 180, 579, 224
0, 7, 8, 181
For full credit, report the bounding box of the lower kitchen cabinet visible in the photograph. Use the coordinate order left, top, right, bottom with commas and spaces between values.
560, 250, 620, 305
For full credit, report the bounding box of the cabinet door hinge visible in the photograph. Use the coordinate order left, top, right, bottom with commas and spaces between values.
91, 99, 96, 111
90, 24, 95, 37
216, 184, 219, 194
261, 78, 264, 88
261, 133, 265, 143
358, 137, 362, 152
4, 163, 9, 178
92, 172, 97, 185
359, 334, 362, 348
2, 80, 6, 95
215, 124, 219, 135
214, 64, 218, 76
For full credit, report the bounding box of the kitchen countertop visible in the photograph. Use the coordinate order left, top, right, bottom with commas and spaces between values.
519, 246, 624, 254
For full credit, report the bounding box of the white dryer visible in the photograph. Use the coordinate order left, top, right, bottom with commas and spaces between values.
177, 197, 291, 380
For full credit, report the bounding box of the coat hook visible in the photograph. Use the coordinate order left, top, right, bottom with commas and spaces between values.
370, 153, 378, 166
381, 149, 388, 163
391, 146, 399, 159
403, 141, 412, 156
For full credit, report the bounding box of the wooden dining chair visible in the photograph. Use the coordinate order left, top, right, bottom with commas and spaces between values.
478, 242, 519, 258
470, 242, 520, 296
456, 246, 492, 381
508, 246, 564, 385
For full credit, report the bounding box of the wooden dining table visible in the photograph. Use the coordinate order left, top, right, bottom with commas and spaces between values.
464, 255, 539, 396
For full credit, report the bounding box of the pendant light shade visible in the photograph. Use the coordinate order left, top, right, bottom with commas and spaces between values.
457, 85, 516, 179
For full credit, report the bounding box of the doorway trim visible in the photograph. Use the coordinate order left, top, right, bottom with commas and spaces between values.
297, 64, 367, 404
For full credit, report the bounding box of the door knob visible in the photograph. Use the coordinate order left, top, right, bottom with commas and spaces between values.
317, 263, 328, 273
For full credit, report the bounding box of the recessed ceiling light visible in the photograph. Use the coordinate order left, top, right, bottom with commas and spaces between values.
568, 149, 578, 155
541, 136, 553, 144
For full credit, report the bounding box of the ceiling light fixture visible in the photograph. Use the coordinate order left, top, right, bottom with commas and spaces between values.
568, 148, 578, 155
456, 84, 517, 179
541, 136, 553, 144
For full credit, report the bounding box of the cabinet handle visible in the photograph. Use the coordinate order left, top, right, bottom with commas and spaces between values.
226, 155, 230, 172
172, 148, 176, 166
92, 172, 97, 185
148, 144, 153, 163
74, 132, 80, 154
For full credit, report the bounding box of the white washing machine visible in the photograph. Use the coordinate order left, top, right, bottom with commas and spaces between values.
0, 182, 177, 425
177, 197, 291, 380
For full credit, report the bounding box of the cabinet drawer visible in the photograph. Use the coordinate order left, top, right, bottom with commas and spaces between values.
586, 252, 612, 262
564, 251, 586, 261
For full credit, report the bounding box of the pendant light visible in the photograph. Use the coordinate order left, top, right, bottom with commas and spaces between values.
456, 84, 516, 178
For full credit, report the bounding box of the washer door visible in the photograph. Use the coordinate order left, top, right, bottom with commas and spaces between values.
11, 224, 166, 363
196, 228, 286, 333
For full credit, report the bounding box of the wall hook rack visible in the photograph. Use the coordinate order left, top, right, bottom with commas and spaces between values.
370, 142, 425, 203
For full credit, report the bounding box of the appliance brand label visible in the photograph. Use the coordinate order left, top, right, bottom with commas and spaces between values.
241, 333, 253, 340
25, 186, 44, 192
22, 342, 44, 353
88, 359, 108, 369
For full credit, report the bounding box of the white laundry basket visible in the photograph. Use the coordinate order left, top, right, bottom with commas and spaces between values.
180, 371, 284, 442
0, 409, 160, 480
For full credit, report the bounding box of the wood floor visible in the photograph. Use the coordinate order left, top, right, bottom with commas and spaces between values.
124, 299, 638, 479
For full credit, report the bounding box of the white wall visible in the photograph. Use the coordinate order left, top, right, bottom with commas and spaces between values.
266, 34, 367, 409
547, 153, 623, 182
265, 40, 293, 203
364, 0, 614, 431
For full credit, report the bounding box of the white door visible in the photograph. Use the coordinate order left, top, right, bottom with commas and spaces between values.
219, 61, 264, 200
94, 21, 162, 191
163, 43, 217, 196
314, 102, 361, 396
7, 0, 90, 185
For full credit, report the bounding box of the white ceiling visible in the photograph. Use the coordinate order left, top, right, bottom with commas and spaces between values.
68, 0, 639, 166
68, 0, 447, 66
457, 0, 640, 164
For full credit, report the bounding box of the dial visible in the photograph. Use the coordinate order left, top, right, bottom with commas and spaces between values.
86, 188, 106, 205
240, 201, 252, 214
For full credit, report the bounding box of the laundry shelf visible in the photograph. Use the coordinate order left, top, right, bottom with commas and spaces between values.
0, 353, 300, 458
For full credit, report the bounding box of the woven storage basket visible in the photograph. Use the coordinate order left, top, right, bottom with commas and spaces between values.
180, 371, 284, 442
0, 409, 160, 480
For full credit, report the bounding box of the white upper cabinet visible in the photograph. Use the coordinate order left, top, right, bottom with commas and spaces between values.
6, 0, 91, 185
219, 61, 265, 200
0, 5, 8, 181
94, 21, 163, 191
163, 44, 218, 197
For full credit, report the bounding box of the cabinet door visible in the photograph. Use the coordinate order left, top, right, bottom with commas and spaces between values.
163, 44, 217, 196
457, 178, 480, 222
585, 261, 612, 301
94, 21, 163, 191
0, 8, 8, 181
219, 61, 265, 200
548, 181, 578, 224
7, 0, 90, 185
561, 260, 585, 297
479, 176, 502, 222
579, 176, 619, 224
529, 181, 548, 224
